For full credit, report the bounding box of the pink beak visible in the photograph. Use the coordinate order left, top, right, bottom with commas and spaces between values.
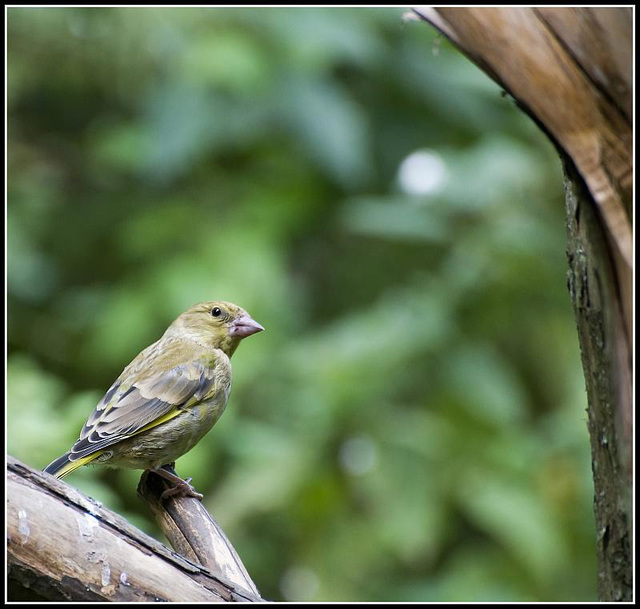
230, 313, 265, 338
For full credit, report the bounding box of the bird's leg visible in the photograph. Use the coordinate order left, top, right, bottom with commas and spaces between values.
152, 463, 204, 500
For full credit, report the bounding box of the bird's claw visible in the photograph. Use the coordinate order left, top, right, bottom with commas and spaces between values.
152, 464, 203, 500
160, 479, 203, 501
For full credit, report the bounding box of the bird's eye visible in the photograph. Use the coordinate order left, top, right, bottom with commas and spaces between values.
211, 307, 222, 318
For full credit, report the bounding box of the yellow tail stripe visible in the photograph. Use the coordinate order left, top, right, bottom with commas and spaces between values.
55, 452, 104, 479
58, 407, 184, 478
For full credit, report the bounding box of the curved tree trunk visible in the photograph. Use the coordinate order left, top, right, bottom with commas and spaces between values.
412, 7, 632, 601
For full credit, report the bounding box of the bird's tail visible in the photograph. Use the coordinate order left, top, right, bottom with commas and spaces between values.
43, 452, 97, 479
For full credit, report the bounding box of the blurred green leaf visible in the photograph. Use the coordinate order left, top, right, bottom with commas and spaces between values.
278, 75, 372, 188
458, 471, 570, 587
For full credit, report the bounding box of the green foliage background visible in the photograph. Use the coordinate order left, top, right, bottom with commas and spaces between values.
7, 7, 595, 602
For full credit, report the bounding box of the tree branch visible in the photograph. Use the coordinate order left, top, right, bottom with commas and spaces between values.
412, 7, 632, 342
137, 469, 261, 598
7, 455, 263, 602
410, 7, 632, 601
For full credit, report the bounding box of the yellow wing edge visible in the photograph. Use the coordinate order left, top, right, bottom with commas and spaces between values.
52, 407, 184, 478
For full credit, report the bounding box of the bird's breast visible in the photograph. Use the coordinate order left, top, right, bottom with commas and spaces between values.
104, 358, 233, 470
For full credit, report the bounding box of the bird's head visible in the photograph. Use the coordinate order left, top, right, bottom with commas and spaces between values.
166, 300, 264, 356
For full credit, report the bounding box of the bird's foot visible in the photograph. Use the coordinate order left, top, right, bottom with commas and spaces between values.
153, 465, 204, 501
160, 479, 204, 500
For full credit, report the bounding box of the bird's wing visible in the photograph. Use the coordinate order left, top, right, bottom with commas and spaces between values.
67, 357, 218, 462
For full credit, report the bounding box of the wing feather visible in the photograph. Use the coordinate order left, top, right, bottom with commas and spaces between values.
68, 357, 218, 462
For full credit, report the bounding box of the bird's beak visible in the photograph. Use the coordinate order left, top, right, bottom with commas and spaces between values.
229, 313, 265, 338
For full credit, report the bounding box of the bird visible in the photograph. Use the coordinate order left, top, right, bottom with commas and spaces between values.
43, 300, 264, 499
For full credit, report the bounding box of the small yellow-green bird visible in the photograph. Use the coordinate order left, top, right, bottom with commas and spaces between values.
44, 300, 264, 499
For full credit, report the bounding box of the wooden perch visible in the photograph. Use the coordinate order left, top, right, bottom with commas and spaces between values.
137, 469, 261, 598
7, 455, 263, 602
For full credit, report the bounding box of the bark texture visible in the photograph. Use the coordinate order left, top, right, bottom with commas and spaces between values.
412, 7, 632, 601
7, 456, 263, 602
137, 469, 261, 599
